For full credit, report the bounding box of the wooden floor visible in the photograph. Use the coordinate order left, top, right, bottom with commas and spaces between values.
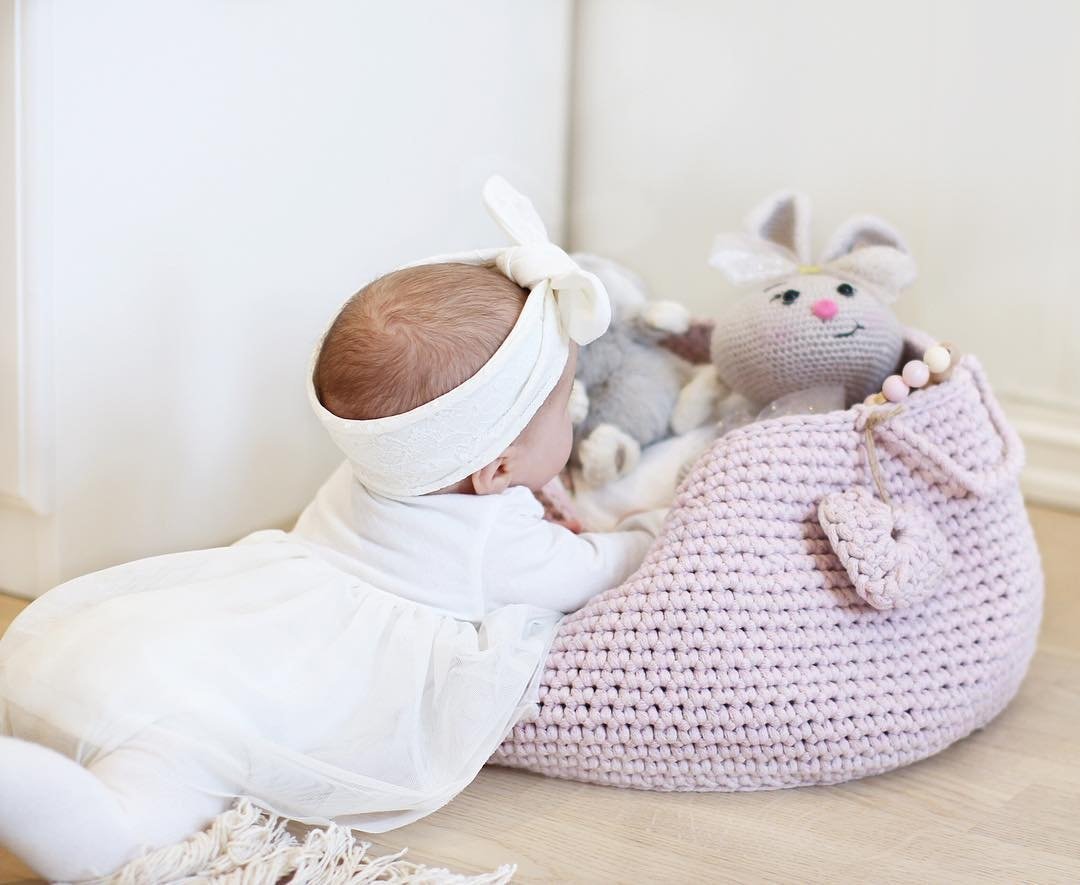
2, 505, 1078, 884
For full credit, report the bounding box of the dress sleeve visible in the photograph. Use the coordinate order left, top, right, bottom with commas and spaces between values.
483, 491, 666, 614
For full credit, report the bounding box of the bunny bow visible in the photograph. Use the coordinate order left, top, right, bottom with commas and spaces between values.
708, 191, 917, 300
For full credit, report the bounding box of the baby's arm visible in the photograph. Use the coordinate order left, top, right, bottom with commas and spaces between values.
483, 499, 665, 614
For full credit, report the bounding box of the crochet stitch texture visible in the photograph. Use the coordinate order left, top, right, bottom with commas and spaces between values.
493, 335, 1042, 790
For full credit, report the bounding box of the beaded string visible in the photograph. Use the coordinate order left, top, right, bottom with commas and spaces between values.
862, 342, 956, 505
864, 342, 956, 406
864, 407, 904, 507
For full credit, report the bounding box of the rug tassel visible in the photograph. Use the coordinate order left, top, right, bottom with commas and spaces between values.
73, 800, 515, 885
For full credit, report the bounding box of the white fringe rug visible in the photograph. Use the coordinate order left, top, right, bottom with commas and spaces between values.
78, 800, 515, 885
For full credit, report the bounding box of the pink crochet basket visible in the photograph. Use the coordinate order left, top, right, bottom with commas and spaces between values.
493, 332, 1043, 790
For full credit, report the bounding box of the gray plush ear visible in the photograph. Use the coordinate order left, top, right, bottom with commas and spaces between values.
822, 215, 909, 262
745, 191, 812, 264
571, 252, 649, 317
827, 245, 917, 302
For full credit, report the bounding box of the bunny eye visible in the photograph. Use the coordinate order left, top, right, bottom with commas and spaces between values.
837, 283, 855, 297
771, 289, 800, 305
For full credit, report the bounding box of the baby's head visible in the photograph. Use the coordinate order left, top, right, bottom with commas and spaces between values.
314, 262, 577, 495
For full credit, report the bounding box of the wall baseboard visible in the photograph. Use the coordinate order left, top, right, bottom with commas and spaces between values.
0, 505, 55, 598
999, 392, 1080, 513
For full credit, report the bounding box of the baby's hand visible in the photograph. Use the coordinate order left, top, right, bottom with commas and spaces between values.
537, 475, 584, 533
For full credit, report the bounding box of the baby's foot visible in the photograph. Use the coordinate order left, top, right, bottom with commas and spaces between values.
578, 424, 641, 487
0, 736, 137, 880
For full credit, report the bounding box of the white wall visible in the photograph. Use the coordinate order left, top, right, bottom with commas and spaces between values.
570, 0, 1080, 510
1, 0, 572, 596
0, 1, 19, 501
6, 0, 1078, 597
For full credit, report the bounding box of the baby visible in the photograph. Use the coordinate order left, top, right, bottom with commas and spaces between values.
0, 178, 662, 880
294, 259, 661, 619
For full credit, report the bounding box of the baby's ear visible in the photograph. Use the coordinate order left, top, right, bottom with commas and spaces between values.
708, 233, 799, 286
470, 455, 513, 495
827, 246, 917, 302
745, 190, 812, 263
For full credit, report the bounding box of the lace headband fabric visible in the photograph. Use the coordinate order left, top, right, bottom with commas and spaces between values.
307, 176, 612, 497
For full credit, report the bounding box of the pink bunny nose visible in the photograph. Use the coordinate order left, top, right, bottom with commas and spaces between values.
812, 298, 838, 320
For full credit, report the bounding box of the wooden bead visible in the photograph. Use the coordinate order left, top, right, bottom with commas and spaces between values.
924, 345, 951, 374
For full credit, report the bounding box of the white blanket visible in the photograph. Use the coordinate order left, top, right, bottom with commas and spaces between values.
570, 425, 718, 531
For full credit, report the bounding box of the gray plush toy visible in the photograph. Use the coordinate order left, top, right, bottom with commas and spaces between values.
569, 254, 695, 487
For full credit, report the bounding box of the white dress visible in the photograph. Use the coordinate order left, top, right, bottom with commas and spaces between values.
0, 463, 659, 831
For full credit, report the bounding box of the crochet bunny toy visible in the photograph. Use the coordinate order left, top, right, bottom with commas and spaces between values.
569, 253, 695, 487
672, 191, 917, 434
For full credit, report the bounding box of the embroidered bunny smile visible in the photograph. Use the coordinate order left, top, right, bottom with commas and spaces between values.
834, 322, 865, 339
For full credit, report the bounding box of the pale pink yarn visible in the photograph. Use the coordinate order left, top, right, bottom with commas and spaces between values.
817, 485, 948, 610
493, 333, 1043, 790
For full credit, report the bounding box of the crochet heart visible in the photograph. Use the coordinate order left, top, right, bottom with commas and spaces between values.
818, 486, 950, 610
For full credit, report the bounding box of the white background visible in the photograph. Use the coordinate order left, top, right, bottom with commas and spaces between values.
570, 0, 1080, 510
3, 0, 1079, 597
0, 0, 572, 594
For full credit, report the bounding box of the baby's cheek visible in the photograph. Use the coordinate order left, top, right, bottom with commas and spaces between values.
556, 417, 574, 468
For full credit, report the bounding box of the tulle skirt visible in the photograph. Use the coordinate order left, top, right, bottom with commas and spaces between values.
0, 530, 560, 831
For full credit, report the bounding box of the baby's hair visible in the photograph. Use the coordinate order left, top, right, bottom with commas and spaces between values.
314, 263, 528, 420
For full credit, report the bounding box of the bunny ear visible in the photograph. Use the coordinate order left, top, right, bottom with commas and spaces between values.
708, 233, 800, 286
745, 191, 812, 263
482, 175, 550, 245
826, 246, 917, 302
821, 214, 909, 262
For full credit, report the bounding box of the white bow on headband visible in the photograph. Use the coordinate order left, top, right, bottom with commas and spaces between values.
308, 176, 612, 497
428, 175, 611, 342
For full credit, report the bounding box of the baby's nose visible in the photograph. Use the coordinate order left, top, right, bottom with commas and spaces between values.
812, 298, 838, 321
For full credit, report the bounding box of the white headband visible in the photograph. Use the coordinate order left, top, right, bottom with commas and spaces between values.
308, 176, 612, 497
